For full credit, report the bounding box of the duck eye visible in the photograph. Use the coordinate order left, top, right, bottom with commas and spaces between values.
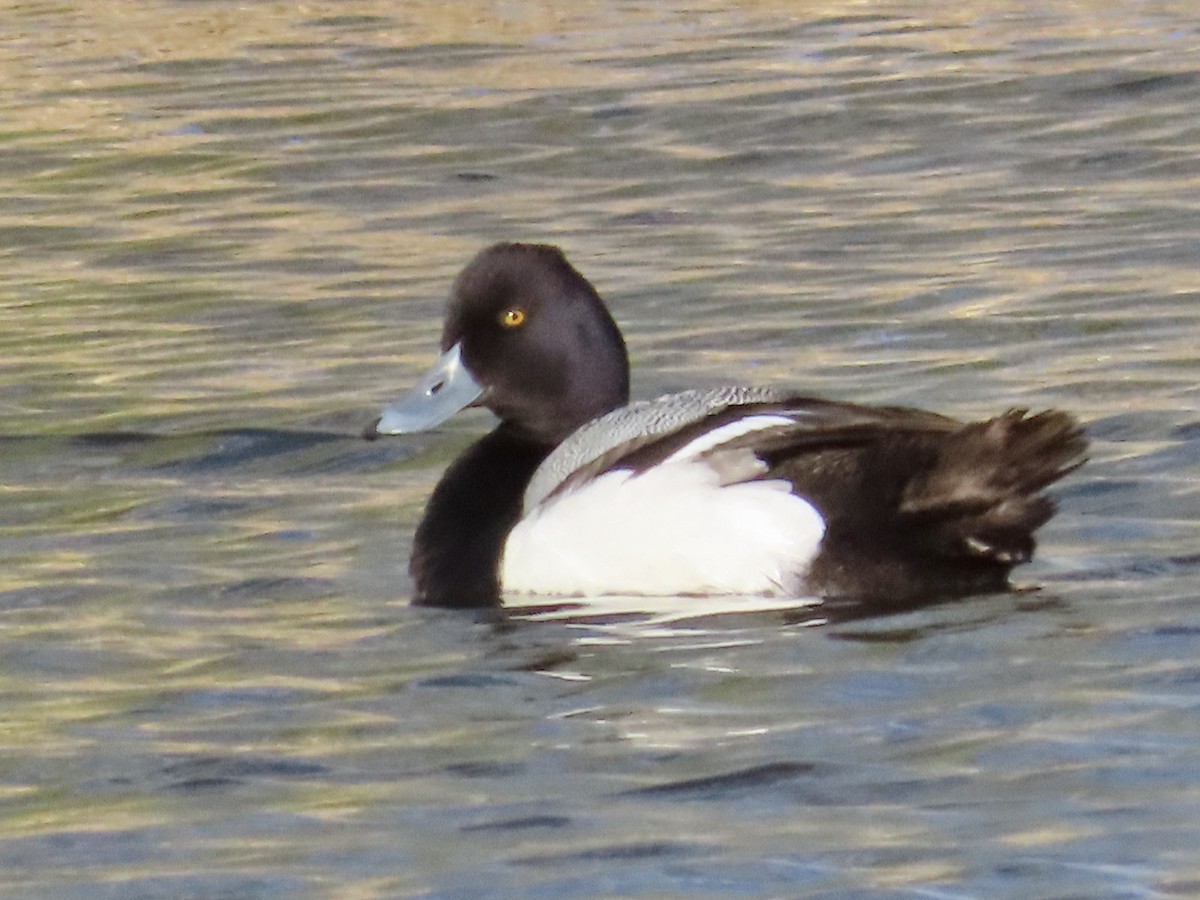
499, 308, 527, 328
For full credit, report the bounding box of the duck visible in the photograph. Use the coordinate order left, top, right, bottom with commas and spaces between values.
365, 242, 1087, 610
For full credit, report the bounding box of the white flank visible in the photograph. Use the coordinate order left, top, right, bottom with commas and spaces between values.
500, 432, 825, 599
664, 414, 796, 464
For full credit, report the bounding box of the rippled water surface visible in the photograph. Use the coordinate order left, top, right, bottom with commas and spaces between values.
4, 1, 1200, 897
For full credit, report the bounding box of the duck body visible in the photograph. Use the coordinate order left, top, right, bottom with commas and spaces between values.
366, 243, 1086, 609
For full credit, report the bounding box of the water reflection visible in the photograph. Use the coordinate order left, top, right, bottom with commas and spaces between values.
4, 0, 1200, 897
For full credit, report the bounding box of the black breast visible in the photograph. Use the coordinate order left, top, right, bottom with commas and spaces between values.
409, 427, 550, 608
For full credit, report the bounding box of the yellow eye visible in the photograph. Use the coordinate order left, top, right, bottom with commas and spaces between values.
499, 307, 527, 328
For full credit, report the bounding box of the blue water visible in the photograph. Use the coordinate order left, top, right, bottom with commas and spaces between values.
2, 2, 1200, 897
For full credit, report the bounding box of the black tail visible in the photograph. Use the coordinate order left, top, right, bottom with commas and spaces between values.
900, 409, 1087, 566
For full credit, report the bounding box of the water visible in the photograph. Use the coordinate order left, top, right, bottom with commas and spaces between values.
3, 1, 1200, 897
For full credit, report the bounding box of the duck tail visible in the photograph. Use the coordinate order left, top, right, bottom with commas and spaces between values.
899, 409, 1088, 566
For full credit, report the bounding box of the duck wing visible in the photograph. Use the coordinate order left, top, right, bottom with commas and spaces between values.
524, 387, 963, 512
525, 390, 1086, 596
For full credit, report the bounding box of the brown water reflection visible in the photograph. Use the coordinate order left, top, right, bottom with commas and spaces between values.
3, 1, 1200, 897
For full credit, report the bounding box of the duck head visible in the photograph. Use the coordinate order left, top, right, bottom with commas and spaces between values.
366, 243, 630, 446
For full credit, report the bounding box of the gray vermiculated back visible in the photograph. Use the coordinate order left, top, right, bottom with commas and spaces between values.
523, 386, 792, 511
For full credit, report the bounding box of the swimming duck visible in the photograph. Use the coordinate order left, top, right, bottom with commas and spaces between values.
365, 242, 1086, 609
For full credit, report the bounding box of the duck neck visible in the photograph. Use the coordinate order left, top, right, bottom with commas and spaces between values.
409, 425, 552, 608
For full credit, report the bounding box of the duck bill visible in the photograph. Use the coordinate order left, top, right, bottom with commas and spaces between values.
365, 343, 483, 438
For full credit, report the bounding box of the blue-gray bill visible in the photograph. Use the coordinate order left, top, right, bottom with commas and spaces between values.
363, 342, 483, 439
